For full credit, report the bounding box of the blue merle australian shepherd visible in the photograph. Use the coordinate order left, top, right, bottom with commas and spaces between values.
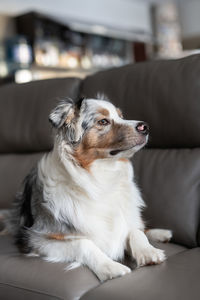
1, 96, 172, 281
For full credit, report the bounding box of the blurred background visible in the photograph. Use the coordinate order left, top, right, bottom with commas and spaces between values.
0, 0, 199, 85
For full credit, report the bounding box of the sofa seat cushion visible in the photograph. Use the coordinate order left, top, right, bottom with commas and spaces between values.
0, 236, 99, 300
81, 248, 200, 300
0, 236, 186, 300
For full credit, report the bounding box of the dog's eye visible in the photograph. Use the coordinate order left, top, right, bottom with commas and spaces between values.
98, 119, 110, 126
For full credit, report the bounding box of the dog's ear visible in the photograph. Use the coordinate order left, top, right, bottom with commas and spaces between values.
49, 98, 86, 144
49, 99, 75, 129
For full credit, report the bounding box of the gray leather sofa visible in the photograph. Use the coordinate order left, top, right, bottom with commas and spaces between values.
0, 54, 200, 300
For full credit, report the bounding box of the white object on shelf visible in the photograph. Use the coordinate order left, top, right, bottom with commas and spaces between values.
15, 69, 33, 83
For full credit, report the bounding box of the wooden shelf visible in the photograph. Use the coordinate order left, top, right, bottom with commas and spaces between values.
30, 64, 102, 73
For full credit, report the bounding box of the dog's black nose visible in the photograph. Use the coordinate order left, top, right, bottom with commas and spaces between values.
136, 122, 149, 135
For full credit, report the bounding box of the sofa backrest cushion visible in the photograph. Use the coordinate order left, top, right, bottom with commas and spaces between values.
0, 78, 81, 153
0, 77, 81, 208
1, 57, 200, 248
132, 148, 200, 248
81, 54, 200, 149
0, 153, 44, 208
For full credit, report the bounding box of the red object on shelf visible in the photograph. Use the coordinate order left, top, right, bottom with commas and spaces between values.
133, 42, 147, 62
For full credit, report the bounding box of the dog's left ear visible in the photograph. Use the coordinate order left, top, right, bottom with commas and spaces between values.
49, 99, 75, 129
49, 98, 85, 144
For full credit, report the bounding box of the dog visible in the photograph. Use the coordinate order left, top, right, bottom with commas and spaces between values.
4, 96, 172, 282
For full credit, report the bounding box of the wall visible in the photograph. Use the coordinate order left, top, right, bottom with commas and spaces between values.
177, 0, 200, 49
178, 0, 200, 38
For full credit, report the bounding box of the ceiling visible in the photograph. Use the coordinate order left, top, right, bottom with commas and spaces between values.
0, 0, 184, 16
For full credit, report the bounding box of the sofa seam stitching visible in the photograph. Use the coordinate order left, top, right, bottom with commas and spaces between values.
0, 282, 64, 300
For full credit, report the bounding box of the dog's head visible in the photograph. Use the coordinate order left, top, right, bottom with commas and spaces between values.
49, 97, 149, 169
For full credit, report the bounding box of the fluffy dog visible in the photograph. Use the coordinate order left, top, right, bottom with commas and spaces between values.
6, 96, 172, 281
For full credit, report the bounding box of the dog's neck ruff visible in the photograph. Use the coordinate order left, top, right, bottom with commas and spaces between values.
40, 139, 133, 206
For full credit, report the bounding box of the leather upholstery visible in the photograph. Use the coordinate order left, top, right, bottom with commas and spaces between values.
132, 148, 200, 248
0, 54, 200, 299
81, 248, 200, 300
0, 236, 99, 300
0, 236, 186, 300
0, 153, 44, 208
0, 78, 81, 153
81, 54, 200, 149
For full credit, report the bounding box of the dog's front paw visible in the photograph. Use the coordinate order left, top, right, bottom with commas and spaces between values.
95, 261, 131, 282
133, 246, 166, 267
146, 229, 172, 243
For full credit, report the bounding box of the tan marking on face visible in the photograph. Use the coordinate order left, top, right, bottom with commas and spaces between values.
73, 121, 138, 170
96, 122, 135, 149
116, 108, 123, 118
74, 146, 106, 171
98, 107, 109, 117
47, 233, 66, 241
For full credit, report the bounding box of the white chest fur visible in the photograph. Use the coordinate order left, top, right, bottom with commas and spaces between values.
40, 154, 144, 260
87, 159, 144, 259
